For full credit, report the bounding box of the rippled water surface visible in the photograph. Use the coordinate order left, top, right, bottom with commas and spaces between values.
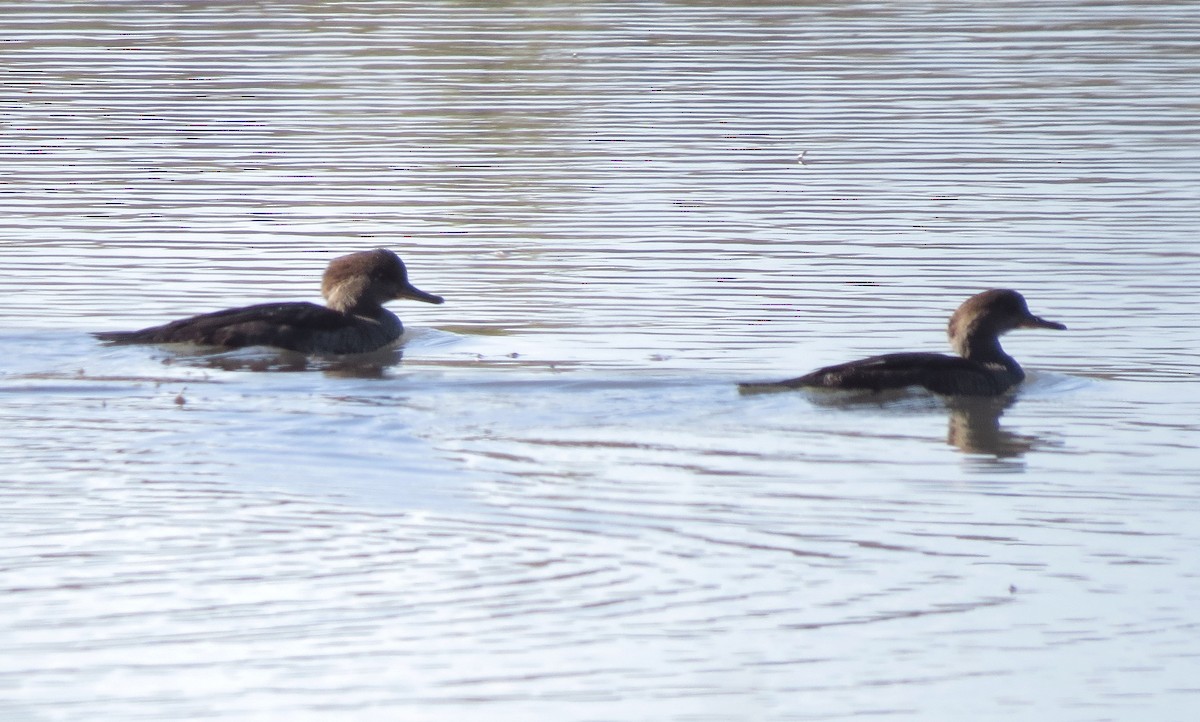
3, 2, 1199, 720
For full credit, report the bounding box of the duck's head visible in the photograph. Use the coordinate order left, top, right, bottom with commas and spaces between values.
322, 248, 444, 313
948, 289, 1065, 356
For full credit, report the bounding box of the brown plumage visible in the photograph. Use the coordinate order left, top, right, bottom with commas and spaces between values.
95, 249, 443, 354
740, 289, 1065, 397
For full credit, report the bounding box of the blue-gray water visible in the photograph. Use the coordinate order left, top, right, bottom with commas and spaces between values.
2, 2, 1199, 720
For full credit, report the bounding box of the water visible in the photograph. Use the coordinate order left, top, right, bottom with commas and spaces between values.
2, 2, 1199, 720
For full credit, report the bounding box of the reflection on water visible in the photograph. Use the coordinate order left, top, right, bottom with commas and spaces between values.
946, 396, 1043, 462
744, 382, 1052, 464
162, 343, 408, 377
3, 1, 1200, 720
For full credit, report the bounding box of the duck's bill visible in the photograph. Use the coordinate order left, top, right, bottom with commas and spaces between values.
400, 283, 445, 304
1023, 314, 1066, 330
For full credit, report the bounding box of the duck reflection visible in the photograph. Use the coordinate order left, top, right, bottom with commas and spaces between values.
944, 395, 1043, 459
788, 388, 1049, 462
161, 346, 406, 379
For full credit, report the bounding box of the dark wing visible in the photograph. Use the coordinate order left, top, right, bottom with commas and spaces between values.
741, 353, 1009, 396
94, 302, 346, 350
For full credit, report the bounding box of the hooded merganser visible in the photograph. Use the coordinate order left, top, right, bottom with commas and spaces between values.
95, 248, 444, 354
740, 289, 1065, 396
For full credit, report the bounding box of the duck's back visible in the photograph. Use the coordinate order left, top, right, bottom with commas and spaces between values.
745, 352, 1017, 396
95, 302, 402, 354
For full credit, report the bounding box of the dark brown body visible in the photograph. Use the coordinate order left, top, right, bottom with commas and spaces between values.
95, 249, 443, 355
740, 289, 1065, 397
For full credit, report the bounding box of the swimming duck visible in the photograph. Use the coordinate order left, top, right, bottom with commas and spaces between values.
95, 248, 444, 354
739, 289, 1065, 396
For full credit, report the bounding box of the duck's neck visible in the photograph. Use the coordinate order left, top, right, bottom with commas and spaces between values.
954, 332, 1025, 381
325, 278, 384, 316
330, 299, 386, 316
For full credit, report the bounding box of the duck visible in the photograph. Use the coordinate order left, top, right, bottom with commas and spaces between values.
739, 289, 1065, 396
95, 248, 444, 354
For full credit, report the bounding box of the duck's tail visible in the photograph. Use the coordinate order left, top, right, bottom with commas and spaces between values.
93, 329, 152, 344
